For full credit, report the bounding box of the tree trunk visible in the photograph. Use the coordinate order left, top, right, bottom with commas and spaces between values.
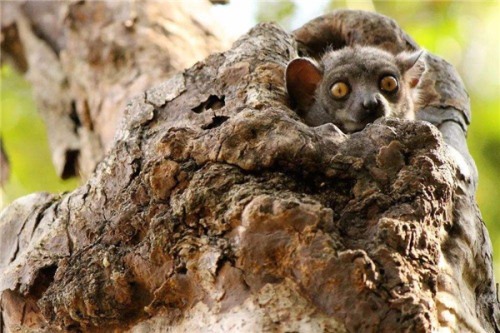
1, 0, 229, 179
1, 7, 499, 333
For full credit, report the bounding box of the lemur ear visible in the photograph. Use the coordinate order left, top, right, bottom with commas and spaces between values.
396, 50, 426, 88
285, 58, 323, 111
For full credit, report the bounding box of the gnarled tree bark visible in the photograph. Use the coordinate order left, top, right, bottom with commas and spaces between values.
1, 7, 498, 333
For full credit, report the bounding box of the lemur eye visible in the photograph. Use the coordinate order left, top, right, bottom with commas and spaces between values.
330, 82, 350, 99
380, 76, 398, 93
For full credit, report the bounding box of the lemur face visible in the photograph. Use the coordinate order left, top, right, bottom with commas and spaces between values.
286, 46, 425, 133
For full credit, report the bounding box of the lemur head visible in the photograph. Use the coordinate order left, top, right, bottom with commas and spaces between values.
286, 46, 425, 133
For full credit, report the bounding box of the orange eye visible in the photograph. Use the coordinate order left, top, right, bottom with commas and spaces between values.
380, 76, 398, 93
330, 82, 350, 99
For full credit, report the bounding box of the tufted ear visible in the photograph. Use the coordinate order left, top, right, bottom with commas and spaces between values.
396, 50, 426, 88
285, 58, 323, 111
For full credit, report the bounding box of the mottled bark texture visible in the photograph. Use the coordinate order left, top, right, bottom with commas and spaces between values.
1, 9, 499, 333
0, 0, 229, 179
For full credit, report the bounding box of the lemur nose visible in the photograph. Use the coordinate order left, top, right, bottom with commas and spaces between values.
362, 97, 380, 112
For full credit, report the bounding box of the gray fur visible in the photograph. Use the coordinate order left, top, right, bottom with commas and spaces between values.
286, 46, 425, 133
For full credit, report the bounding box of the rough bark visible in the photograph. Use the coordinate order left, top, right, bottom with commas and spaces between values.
1, 0, 229, 179
1, 8, 499, 333
293, 11, 477, 191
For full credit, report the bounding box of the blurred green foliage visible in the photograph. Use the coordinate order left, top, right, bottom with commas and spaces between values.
256, 0, 296, 27
0, 66, 79, 206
